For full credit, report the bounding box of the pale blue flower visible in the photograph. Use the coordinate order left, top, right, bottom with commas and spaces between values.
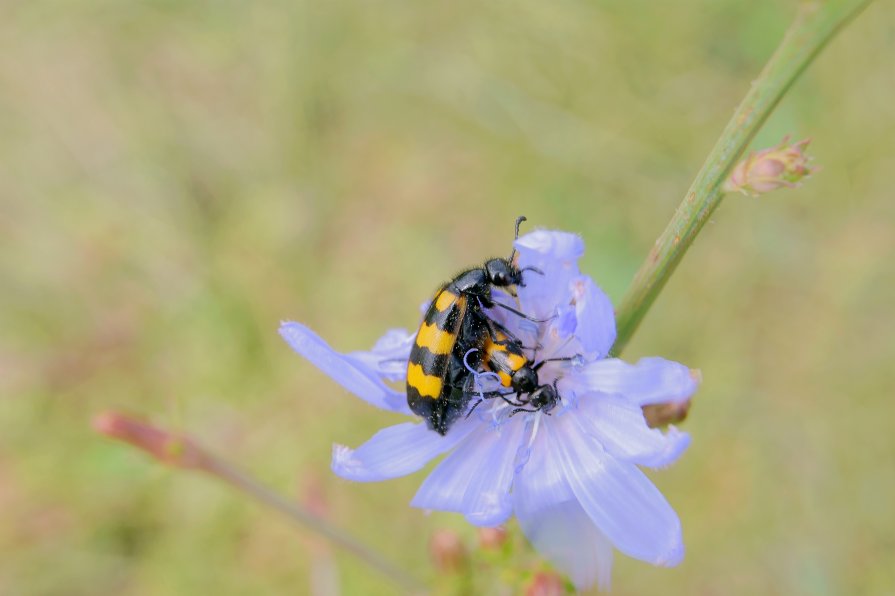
280, 229, 699, 590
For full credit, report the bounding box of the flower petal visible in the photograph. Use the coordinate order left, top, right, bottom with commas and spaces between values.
331, 419, 475, 482
570, 275, 616, 358
519, 499, 614, 591
514, 230, 583, 320
513, 415, 575, 507
515, 229, 585, 262
567, 357, 699, 406
347, 327, 415, 382
550, 303, 578, 339
279, 321, 411, 414
513, 418, 613, 590
574, 393, 690, 468
545, 413, 684, 566
411, 418, 526, 527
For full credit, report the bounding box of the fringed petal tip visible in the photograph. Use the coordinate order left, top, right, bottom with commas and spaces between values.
331, 438, 418, 484
330, 443, 361, 479
464, 507, 513, 528
689, 368, 703, 386
655, 538, 685, 567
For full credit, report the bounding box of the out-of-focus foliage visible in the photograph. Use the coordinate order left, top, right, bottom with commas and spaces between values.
1, 0, 893, 594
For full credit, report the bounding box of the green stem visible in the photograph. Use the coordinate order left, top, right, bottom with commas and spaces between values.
610, 0, 872, 357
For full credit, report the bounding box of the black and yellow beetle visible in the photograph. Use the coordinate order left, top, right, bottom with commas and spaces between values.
406, 217, 543, 435
474, 330, 565, 416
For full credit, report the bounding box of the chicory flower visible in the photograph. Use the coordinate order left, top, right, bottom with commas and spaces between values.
280, 229, 699, 590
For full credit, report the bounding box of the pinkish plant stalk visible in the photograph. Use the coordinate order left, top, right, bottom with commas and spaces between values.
93, 411, 426, 593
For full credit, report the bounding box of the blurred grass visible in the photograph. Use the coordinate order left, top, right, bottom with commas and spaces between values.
1, 0, 893, 594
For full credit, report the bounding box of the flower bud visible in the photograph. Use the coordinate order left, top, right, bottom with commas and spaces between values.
429, 529, 466, 573
724, 136, 817, 197
643, 398, 692, 428
525, 571, 566, 596
477, 526, 508, 550
643, 368, 699, 427
92, 411, 210, 470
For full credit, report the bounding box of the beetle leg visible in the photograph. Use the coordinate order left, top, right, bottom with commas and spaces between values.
491, 301, 553, 323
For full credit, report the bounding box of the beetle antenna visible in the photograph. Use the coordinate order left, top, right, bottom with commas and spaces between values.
533, 354, 579, 371
509, 215, 527, 262
514, 215, 527, 239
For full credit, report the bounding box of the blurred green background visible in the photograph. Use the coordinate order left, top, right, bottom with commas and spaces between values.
2, 0, 894, 594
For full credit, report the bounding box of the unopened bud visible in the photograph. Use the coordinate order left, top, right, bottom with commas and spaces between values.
642, 368, 698, 428
724, 136, 817, 197
643, 398, 692, 428
477, 526, 508, 550
429, 529, 466, 573
92, 411, 210, 470
525, 571, 566, 596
